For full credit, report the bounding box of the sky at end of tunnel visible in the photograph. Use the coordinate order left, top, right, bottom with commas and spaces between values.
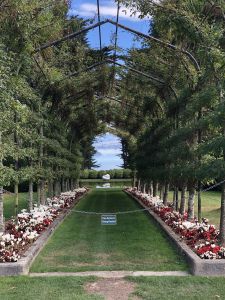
93, 133, 123, 170
69, 0, 151, 170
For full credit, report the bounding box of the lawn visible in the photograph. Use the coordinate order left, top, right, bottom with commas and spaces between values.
129, 276, 225, 300
1, 276, 225, 300
0, 276, 101, 300
31, 188, 187, 272
3, 193, 37, 220
168, 191, 221, 226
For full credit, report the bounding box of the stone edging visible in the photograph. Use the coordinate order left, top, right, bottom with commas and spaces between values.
125, 190, 225, 276
29, 270, 189, 278
0, 191, 89, 276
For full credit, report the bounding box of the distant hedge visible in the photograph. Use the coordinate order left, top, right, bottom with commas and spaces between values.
80, 169, 132, 179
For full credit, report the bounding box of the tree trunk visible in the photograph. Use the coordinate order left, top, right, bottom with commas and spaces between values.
40, 180, 46, 205
197, 181, 202, 222
48, 180, 53, 198
153, 181, 158, 197
57, 180, 61, 195
163, 183, 169, 205
0, 132, 4, 232
172, 188, 176, 209
187, 185, 195, 221
14, 114, 19, 219
0, 187, 4, 232
28, 179, 33, 212
159, 184, 164, 199
62, 178, 65, 192
39, 124, 45, 205
75, 178, 79, 189
175, 187, 179, 211
137, 179, 141, 191
149, 181, 153, 196
71, 179, 74, 191
14, 182, 19, 219
179, 184, 187, 215
37, 181, 41, 206
219, 182, 225, 246
143, 183, 146, 194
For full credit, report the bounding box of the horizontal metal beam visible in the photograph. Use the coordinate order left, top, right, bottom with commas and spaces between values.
58, 61, 107, 83
106, 59, 165, 84
106, 19, 200, 72
34, 20, 108, 53
53, 59, 164, 86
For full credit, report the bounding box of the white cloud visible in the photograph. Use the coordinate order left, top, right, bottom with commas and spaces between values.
68, 2, 150, 22
98, 148, 121, 154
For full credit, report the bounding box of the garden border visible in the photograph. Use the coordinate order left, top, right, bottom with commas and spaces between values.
0, 191, 89, 276
125, 190, 225, 276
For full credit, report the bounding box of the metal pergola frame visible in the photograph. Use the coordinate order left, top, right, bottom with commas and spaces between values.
34, 18, 200, 71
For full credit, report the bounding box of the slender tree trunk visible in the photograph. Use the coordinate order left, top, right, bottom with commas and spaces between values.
143, 183, 146, 194
14, 182, 19, 218
37, 181, 41, 206
0, 187, 4, 232
40, 180, 46, 205
62, 178, 65, 192
197, 107, 202, 222
220, 182, 225, 246
48, 180, 53, 198
172, 188, 176, 209
137, 179, 141, 191
187, 185, 195, 221
159, 184, 164, 199
75, 178, 79, 189
0, 132, 4, 232
197, 181, 202, 222
153, 181, 158, 197
14, 113, 19, 219
132, 171, 136, 188
175, 187, 179, 211
163, 183, 169, 205
39, 124, 46, 205
58, 180, 61, 195
29, 179, 33, 212
71, 179, 74, 191
149, 181, 153, 196
219, 84, 225, 245
179, 184, 187, 215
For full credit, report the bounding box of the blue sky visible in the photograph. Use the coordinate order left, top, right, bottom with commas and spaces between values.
93, 133, 123, 170
69, 0, 150, 52
69, 1, 151, 170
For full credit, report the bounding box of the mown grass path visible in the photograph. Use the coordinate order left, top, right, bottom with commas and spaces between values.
31, 188, 187, 272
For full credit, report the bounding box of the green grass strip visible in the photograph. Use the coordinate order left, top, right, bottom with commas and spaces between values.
31, 188, 187, 272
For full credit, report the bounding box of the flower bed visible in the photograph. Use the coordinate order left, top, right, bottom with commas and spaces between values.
0, 188, 87, 263
125, 187, 225, 260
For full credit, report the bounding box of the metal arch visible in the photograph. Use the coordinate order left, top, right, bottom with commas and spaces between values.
34, 19, 200, 71
60, 59, 178, 101
34, 20, 108, 52
106, 59, 165, 84
54, 59, 165, 86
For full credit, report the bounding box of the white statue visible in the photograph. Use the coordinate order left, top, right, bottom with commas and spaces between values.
102, 174, 110, 180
